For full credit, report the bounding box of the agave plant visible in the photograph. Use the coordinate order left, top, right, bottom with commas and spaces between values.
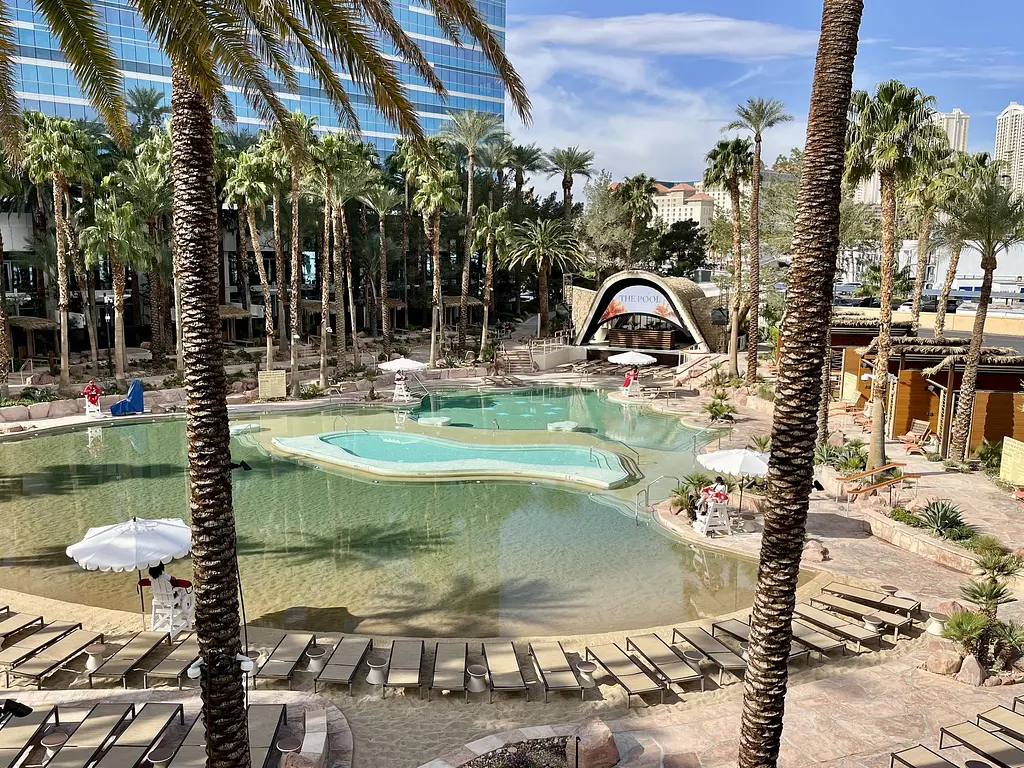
961, 578, 1015, 620
941, 610, 989, 656
814, 443, 840, 467
919, 499, 969, 538
992, 620, 1024, 671
747, 435, 771, 453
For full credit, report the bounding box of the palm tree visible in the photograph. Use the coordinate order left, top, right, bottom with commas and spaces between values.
615, 173, 658, 269
224, 151, 275, 372
24, 115, 89, 394
473, 204, 512, 358
412, 159, 462, 365
941, 171, 1024, 461
254, 134, 291, 359
477, 138, 512, 210
704, 137, 753, 378
737, 2, 864, 766
845, 80, 947, 469
361, 183, 403, 356
126, 86, 170, 134
387, 139, 416, 319
439, 110, 504, 352
724, 97, 794, 385
855, 261, 914, 299
545, 147, 595, 221
903, 145, 953, 332
504, 219, 582, 338
934, 152, 993, 337
80, 197, 149, 390
332, 155, 374, 366
509, 143, 547, 203
0, 169, 21, 399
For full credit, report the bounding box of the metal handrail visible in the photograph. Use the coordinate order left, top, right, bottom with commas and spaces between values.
634, 474, 682, 526
689, 425, 718, 454
492, 419, 500, 431
605, 438, 640, 467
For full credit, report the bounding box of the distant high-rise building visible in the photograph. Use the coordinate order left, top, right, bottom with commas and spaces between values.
932, 108, 969, 152
996, 102, 1024, 194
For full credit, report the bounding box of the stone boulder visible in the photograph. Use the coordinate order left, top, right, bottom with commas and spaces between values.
151, 404, 167, 414
1, 424, 25, 433
906, 496, 938, 513
69, 364, 85, 377
0, 405, 30, 423
27, 402, 50, 420
225, 393, 248, 406
1013, 548, 1024, 561
242, 378, 258, 391
827, 431, 846, 447
925, 649, 963, 675
567, 716, 619, 768
48, 400, 80, 418
956, 654, 986, 686
937, 600, 967, 616
26, 372, 53, 385
245, 389, 259, 403
231, 381, 246, 393
803, 539, 830, 562
984, 676, 1004, 687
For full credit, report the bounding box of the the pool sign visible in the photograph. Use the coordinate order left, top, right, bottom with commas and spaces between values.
599, 285, 682, 327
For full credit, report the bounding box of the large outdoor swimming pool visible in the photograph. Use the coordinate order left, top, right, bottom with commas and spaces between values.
0, 388, 765, 637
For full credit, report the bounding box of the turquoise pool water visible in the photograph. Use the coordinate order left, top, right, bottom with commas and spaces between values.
0, 399, 761, 637
413, 387, 700, 450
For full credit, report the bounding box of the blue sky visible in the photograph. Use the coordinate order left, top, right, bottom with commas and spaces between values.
505, 0, 1021, 193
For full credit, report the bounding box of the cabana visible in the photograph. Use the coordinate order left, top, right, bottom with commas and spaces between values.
441, 296, 482, 328
7, 315, 59, 365
218, 304, 251, 342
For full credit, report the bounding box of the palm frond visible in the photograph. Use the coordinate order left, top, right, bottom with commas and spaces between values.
0, 2, 24, 165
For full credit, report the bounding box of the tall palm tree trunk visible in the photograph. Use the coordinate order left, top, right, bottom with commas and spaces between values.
817, 325, 833, 446
729, 183, 743, 378
246, 209, 275, 372
747, 135, 763, 385
430, 211, 442, 366
738, 3, 863, 765
402, 180, 410, 328
949, 252, 994, 461
149, 271, 168, 369
562, 177, 572, 221
235, 202, 252, 342
273, 197, 287, 356
459, 152, 476, 351
426, 214, 439, 366
289, 159, 301, 398
910, 208, 934, 333
934, 239, 963, 338
341, 209, 359, 366
0, 227, 9, 400
53, 173, 71, 395
479, 232, 495, 359
170, 64, 249, 768
868, 173, 897, 469
331, 206, 346, 357
111, 253, 127, 391
380, 214, 391, 356
319, 177, 332, 389
538, 256, 550, 337
63, 190, 99, 373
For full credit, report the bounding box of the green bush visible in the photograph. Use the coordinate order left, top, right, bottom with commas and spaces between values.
976, 438, 1003, 471
919, 499, 970, 537
942, 610, 989, 656
162, 374, 185, 389
747, 435, 771, 453
925, 452, 942, 462
965, 535, 1008, 555
889, 508, 924, 528
755, 383, 776, 403
299, 383, 325, 399
944, 525, 976, 542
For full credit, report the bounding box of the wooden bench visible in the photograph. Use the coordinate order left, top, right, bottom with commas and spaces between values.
845, 474, 920, 508
835, 463, 906, 501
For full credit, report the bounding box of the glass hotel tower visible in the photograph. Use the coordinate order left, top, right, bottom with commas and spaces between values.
10, 0, 507, 152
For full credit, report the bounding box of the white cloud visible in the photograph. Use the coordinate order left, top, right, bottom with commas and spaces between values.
504, 12, 812, 198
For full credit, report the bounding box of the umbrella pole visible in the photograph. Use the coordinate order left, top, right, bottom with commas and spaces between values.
137, 569, 146, 630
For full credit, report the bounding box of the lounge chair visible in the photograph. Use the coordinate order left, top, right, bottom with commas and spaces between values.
88, 631, 170, 688
428, 642, 467, 702
483, 642, 529, 703
384, 640, 424, 699
890, 745, 956, 768
44, 703, 135, 768
528, 641, 582, 702
979, 706, 1024, 740
0, 621, 80, 670
939, 721, 1024, 766
6, 628, 103, 688
821, 582, 920, 616
143, 633, 199, 690
710, 619, 811, 666
253, 632, 316, 689
110, 380, 144, 416
93, 703, 185, 768
167, 705, 285, 768
670, 627, 745, 686
0, 611, 43, 643
0, 704, 58, 768
793, 604, 881, 652
790, 620, 846, 657
585, 643, 665, 706
313, 637, 372, 694
809, 593, 913, 639
165, 713, 206, 768
624, 633, 703, 692
899, 419, 931, 445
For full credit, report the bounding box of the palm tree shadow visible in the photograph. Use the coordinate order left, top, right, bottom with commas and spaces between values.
0, 545, 76, 569
0, 463, 184, 499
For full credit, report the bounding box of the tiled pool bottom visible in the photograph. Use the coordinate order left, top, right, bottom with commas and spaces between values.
272, 431, 633, 489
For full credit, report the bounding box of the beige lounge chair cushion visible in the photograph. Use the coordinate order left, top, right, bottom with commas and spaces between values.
93, 746, 149, 768
65, 704, 134, 747
942, 722, 1024, 767
588, 644, 636, 677
824, 583, 919, 613
432, 643, 466, 690
530, 642, 572, 672
112, 703, 180, 746
45, 745, 102, 768
93, 632, 167, 678
484, 643, 526, 690
272, 634, 314, 663
180, 715, 206, 747
538, 669, 579, 690
0, 613, 40, 638
168, 745, 207, 767
389, 640, 423, 671
255, 660, 295, 680
811, 594, 910, 628
325, 638, 370, 668
0, 705, 53, 750
794, 604, 879, 642
247, 705, 285, 749
627, 634, 700, 682
613, 672, 662, 694
979, 706, 1024, 737
891, 745, 956, 767
791, 621, 844, 652
0, 622, 78, 666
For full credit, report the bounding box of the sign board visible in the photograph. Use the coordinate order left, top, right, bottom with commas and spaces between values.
842, 372, 860, 403
257, 370, 287, 400
598, 285, 682, 327
1001, 436, 1024, 486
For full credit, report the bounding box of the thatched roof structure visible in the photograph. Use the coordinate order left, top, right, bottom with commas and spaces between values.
855, 337, 979, 356
300, 300, 343, 314
833, 314, 915, 331
925, 354, 1024, 376
441, 295, 483, 307
384, 298, 407, 310
7, 315, 58, 330
218, 304, 250, 319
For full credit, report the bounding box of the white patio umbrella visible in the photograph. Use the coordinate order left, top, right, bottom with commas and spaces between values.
378, 356, 429, 372
608, 351, 658, 366
66, 517, 192, 626
697, 449, 770, 510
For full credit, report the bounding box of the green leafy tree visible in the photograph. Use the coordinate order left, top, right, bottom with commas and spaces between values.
656, 220, 709, 277
126, 86, 170, 135
614, 173, 658, 269
473, 204, 512, 357
575, 171, 632, 281
545, 146, 595, 221
903, 146, 953, 331
508, 143, 547, 203
845, 79, 948, 469
361, 182, 403, 355
854, 261, 914, 299
724, 97, 794, 384
704, 137, 753, 378
504, 219, 582, 337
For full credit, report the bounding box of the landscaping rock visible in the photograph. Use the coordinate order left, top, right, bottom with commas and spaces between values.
567, 716, 618, 768
925, 649, 963, 675
69, 364, 85, 376
27, 402, 50, 420
225, 393, 248, 405
984, 676, 1004, 687
0, 405, 30, 423
151, 404, 167, 414
242, 378, 258, 391
26, 372, 53, 385
937, 600, 967, 616
956, 654, 986, 686
827, 431, 846, 447
48, 400, 79, 418
906, 496, 937, 513
231, 381, 246, 393
1013, 548, 1024, 560
803, 539, 830, 562
245, 390, 259, 403
1, 424, 25, 433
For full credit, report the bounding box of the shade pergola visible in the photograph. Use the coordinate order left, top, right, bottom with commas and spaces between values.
300, 300, 344, 314
7, 315, 59, 360
218, 304, 250, 319
441, 296, 483, 325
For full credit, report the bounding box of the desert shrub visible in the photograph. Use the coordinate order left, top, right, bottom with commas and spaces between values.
299, 383, 325, 399
942, 610, 989, 656
919, 499, 969, 537
965, 535, 1008, 555
755, 383, 775, 402
889, 508, 924, 528
162, 375, 185, 389
747, 435, 771, 453
925, 452, 942, 462
944, 525, 976, 542
976, 438, 1003, 471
